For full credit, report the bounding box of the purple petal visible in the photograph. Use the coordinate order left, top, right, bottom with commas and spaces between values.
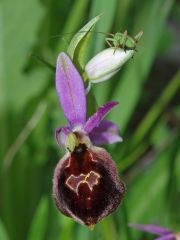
55, 126, 71, 145
155, 234, 176, 240
129, 224, 172, 236
84, 101, 118, 134
56, 52, 86, 128
89, 120, 122, 145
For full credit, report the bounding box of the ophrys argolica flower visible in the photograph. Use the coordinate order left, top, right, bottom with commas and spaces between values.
53, 52, 125, 227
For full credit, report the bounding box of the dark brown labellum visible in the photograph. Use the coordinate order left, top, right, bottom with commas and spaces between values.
53, 144, 125, 227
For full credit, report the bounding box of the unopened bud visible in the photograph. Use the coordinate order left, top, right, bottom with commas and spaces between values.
85, 48, 134, 83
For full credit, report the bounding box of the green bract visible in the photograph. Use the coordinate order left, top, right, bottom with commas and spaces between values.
67, 14, 101, 73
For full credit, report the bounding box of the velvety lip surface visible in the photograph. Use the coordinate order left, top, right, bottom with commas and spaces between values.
53, 144, 125, 226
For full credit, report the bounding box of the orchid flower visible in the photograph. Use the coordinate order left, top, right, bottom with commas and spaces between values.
53, 52, 125, 227
129, 224, 180, 240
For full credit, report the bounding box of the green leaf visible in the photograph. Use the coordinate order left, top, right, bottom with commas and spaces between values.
67, 14, 101, 71
116, 71, 179, 171
89, 0, 118, 55
58, 215, 74, 240
99, 218, 117, 240
27, 197, 48, 240
124, 148, 174, 240
0, 0, 47, 112
55, 0, 90, 54
0, 219, 9, 240
131, 71, 180, 148
2, 101, 47, 171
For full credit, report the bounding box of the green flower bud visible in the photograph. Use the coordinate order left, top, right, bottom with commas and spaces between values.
85, 48, 134, 83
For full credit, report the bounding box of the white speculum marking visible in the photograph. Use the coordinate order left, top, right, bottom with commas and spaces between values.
65, 171, 101, 195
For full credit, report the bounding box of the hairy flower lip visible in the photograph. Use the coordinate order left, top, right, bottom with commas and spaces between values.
85, 48, 134, 83
53, 144, 126, 226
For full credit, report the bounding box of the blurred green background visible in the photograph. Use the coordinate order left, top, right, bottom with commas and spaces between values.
0, 0, 180, 239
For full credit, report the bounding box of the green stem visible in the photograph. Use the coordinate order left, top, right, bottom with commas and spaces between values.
122, 201, 133, 240
166, 123, 180, 224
